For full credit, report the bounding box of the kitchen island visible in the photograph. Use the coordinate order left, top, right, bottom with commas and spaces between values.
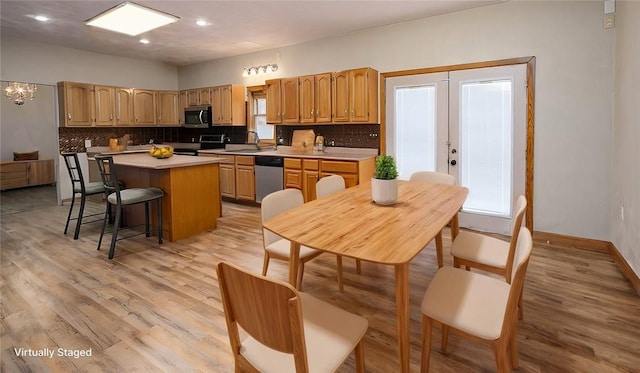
111, 153, 223, 241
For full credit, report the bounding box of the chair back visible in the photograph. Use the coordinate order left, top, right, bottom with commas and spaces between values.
409, 171, 456, 185
61, 152, 86, 193
262, 189, 304, 247
216, 261, 308, 371
504, 195, 527, 283
316, 175, 345, 198
94, 155, 124, 204
500, 227, 533, 337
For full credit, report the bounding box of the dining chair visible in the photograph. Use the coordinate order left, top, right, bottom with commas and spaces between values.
450, 195, 527, 318
61, 152, 106, 239
420, 227, 533, 373
216, 261, 368, 373
316, 175, 362, 287
409, 171, 456, 186
94, 155, 164, 259
262, 188, 343, 290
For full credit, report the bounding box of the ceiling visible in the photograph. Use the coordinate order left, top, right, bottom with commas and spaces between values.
1, 1, 502, 67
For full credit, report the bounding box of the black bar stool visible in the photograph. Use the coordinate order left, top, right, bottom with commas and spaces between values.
94, 155, 164, 259
61, 152, 106, 239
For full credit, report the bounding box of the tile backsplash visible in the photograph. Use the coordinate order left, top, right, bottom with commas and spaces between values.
58, 124, 380, 153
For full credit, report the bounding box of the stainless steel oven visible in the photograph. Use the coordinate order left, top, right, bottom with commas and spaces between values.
184, 105, 212, 128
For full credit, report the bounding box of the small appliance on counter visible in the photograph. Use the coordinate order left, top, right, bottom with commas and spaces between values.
314, 135, 325, 152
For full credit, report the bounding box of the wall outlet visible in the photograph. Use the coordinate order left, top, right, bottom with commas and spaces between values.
84, 139, 92, 148
620, 206, 624, 221
604, 14, 615, 29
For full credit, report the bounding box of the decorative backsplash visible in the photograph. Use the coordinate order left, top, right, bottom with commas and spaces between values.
58, 124, 380, 153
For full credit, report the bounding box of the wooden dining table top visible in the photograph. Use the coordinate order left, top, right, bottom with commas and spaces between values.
263, 180, 469, 264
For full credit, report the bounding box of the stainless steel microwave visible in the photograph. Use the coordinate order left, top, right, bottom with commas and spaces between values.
184, 105, 212, 128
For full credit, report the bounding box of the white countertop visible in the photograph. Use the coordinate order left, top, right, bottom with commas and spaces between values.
112, 153, 224, 170
199, 146, 378, 161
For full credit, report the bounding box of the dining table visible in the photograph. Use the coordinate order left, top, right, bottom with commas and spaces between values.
262, 179, 468, 373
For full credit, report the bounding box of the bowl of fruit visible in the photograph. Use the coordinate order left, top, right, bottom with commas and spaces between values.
149, 145, 174, 159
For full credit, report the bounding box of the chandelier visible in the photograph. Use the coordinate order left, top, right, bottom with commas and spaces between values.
4, 82, 37, 105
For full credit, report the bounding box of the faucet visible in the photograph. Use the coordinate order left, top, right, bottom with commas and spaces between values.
247, 130, 260, 149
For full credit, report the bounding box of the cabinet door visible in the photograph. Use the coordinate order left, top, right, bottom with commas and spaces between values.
303, 170, 319, 202
266, 79, 282, 124
299, 75, 315, 123
211, 86, 221, 123
284, 169, 303, 189
220, 164, 236, 198
0, 162, 28, 190
133, 89, 157, 125
116, 88, 135, 126
28, 160, 55, 186
220, 85, 235, 124
157, 90, 180, 126
94, 86, 115, 126
332, 71, 349, 122
179, 91, 188, 124
281, 77, 299, 123
235, 166, 255, 200
315, 73, 332, 123
350, 68, 372, 122
60, 82, 94, 126
199, 87, 212, 106
187, 89, 200, 106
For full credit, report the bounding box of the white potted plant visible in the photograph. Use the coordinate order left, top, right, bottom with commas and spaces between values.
372, 154, 399, 205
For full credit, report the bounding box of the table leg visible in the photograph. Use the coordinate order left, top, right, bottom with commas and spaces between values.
395, 263, 410, 373
289, 241, 301, 289
451, 213, 460, 240
435, 231, 444, 268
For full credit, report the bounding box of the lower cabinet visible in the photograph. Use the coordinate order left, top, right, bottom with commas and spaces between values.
284, 157, 375, 202
200, 154, 254, 201
0, 160, 55, 190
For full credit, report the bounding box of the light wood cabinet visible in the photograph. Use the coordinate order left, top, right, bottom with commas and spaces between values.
58, 82, 94, 127
116, 88, 135, 126
187, 89, 200, 106
0, 160, 55, 190
179, 90, 188, 124
156, 90, 180, 126
133, 89, 157, 126
332, 67, 378, 123
199, 87, 212, 106
210, 85, 246, 125
266, 79, 282, 124
94, 85, 116, 126
235, 156, 255, 200
300, 73, 332, 124
212, 154, 236, 198
302, 159, 320, 202
266, 78, 298, 124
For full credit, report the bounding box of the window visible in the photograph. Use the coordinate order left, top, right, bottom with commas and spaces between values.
247, 86, 274, 143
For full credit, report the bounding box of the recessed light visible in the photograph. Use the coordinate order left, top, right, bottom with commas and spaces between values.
85, 2, 179, 36
139, 39, 150, 44
35, 15, 50, 22
196, 19, 208, 26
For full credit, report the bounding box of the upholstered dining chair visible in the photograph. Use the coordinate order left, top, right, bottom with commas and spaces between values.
420, 227, 533, 373
450, 195, 527, 318
216, 261, 368, 373
61, 152, 106, 239
262, 188, 343, 290
409, 171, 456, 185
315, 175, 362, 289
94, 155, 164, 259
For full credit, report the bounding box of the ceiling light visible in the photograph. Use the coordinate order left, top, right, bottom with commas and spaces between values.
35, 15, 50, 22
139, 39, 150, 44
85, 2, 179, 37
196, 20, 208, 26
242, 64, 278, 77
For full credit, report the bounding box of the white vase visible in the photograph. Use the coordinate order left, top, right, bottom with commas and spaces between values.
371, 178, 398, 205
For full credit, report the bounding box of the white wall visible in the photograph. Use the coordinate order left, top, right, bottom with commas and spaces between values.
611, 1, 639, 276
179, 1, 615, 242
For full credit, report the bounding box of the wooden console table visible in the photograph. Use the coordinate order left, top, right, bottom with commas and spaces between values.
0, 159, 55, 190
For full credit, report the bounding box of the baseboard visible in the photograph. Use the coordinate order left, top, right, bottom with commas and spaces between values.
533, 231, 640, 296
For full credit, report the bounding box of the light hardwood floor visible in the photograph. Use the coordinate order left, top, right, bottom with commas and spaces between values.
1, 185, 639, 372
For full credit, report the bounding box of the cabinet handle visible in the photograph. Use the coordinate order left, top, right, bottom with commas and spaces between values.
344, 109, 348, 115
316, 109, 319, 115
68, 113, 72, 120
110, 115, 113, 120
311, 110, 314, 116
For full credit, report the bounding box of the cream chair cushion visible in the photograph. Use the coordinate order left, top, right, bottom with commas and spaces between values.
266, 239, 320, 259
450, 232, 510, 269
421, 266, 510, 340
241, 292, 368, 373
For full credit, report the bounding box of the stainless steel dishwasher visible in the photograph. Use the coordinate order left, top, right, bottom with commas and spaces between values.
254, 156, 284, 203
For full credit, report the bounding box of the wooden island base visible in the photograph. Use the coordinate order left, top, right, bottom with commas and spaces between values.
115, 156, 221, 242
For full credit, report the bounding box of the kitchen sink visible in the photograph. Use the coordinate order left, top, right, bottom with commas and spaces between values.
224, 147, 276, 153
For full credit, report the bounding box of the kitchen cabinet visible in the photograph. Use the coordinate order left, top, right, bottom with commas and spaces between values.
179, 90, 188, 123
199, 87, 212, 106
235, 156, 255, 200
94, 85, 116, 126
266, 78, 298, 124
156, 90, 180, 126
284, 158, 303, 190
332, 67, 378, 123
133, 89, 157, 126
320, 160, 360, 188
299, 73, 332, 124
116, 88, 135, 126
58, 82, 94, 127
211, 154, 236, 198
187, 89, 200, 106
211, 85, 246, 125
0, 160, 55, 190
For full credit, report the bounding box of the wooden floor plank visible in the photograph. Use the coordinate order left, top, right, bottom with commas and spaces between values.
1, 185, 639, 372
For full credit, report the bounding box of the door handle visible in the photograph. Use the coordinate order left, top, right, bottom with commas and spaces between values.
450, 160, 457, 166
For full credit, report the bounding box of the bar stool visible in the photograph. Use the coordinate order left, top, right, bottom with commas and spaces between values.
94, 155, 164, 259
61, 152, 106, 239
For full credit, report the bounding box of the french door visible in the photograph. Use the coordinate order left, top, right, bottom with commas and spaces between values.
385, 64, 527, 234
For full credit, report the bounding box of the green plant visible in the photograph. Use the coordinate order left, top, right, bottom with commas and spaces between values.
374, 155, 398, 180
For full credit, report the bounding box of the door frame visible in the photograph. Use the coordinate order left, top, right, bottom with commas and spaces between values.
380, 56, 536, 232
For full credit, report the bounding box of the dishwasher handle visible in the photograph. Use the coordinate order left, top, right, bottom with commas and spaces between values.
254, 156, 284, 167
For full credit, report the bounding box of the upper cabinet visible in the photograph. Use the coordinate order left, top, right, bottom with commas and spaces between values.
266, 78, 299, 124
266, 79, 282, 124
299, 73, 332, 124
212, 84, 246, 125
332, 67, 378, 123
199, 87, 212, 106
156, 90, 180, 126
133, 89, 157, 126
94, 85, 116, 126
116, 88, 135, 126
58, 82, 94, 127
